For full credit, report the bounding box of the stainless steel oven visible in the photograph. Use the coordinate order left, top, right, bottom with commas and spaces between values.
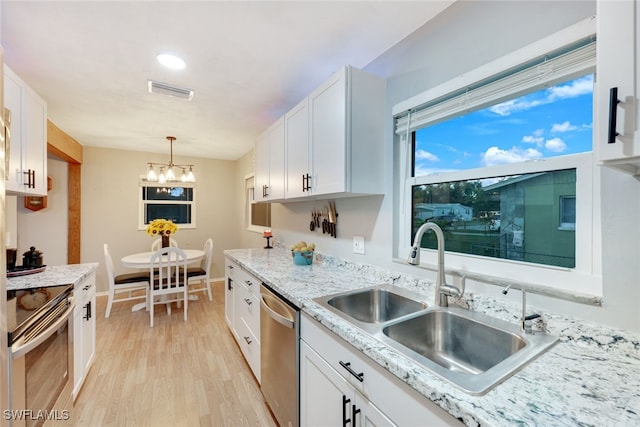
6, 284, 74, 427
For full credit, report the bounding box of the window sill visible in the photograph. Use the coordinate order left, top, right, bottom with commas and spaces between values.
392, 257, 602, 307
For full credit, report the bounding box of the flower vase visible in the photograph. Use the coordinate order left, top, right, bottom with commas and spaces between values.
161, 235, 170, 248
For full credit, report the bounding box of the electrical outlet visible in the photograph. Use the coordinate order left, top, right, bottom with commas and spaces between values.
353, 236, 365, 254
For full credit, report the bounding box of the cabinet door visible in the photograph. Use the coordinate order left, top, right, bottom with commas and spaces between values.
82, 294, 96, 373
22, 87, 47, 195
285, 98, 310, 199
356, 394, 396, 427
310, 68, 347, 195
597, 0, 638, 164
300, 340, 355, 427
4, 69, 23, 192
254, 130, 270, 202
224, 276, 234, 328
72, 306, 83, 400
268, 117, 285, 200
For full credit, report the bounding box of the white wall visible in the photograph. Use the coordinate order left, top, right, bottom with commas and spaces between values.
247, 0, 640, 332
81, 146, 239, 293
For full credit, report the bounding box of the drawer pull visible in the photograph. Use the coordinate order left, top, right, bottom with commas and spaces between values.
245, 280, 253, 286
244, 298, 252, 305
339, 361, 364, 382
243, 336, 252, 345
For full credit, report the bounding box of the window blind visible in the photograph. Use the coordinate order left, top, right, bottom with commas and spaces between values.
395, 39, 596, 135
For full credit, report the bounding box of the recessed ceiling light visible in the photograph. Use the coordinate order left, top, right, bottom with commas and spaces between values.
156, 53, 186, 70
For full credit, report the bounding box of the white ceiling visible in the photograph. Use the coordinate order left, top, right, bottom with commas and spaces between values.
1, 1, 454, 161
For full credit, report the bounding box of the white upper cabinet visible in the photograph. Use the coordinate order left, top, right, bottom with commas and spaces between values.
596, 0, 640, 174
284, 98, 310, 199
280, 65, 385, 202
3, 65, 47, 195
254, 117, 285, 202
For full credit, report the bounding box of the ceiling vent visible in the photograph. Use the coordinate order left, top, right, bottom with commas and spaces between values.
147, 80, 194, 101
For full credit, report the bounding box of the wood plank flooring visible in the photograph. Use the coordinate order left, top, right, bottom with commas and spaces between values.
49, 281, 277, 427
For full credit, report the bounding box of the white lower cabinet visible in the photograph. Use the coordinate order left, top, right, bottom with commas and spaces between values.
300, 340, 394, 426
300, 313, 460, 426
224, 257, 261, 382
73, 272, 96, 400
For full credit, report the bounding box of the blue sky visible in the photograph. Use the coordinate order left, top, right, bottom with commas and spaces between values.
414, 74, 593, 176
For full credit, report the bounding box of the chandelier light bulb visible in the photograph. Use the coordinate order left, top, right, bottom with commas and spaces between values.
158, 167, 166, 184
186, 167, 195, 182
147, 165, 157, 182
166, 167, 175, 181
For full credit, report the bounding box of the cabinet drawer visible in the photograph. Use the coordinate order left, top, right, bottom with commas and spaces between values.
235, 268, 261, 296
235, 282, 260, 341
236, 317, 261, 383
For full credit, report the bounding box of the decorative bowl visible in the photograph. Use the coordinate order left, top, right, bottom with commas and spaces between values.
292, 250, 314, 266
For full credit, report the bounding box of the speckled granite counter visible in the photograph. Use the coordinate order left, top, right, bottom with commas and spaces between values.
224, 248, 640, 427
7, 263, 99, 291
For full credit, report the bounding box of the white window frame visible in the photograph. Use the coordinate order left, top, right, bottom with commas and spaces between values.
245, 173, 271, 233
393, 17, 602, 297
138, 179, 196, 230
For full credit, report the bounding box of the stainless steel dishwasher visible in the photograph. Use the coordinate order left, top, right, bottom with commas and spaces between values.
260, 283, 300, 427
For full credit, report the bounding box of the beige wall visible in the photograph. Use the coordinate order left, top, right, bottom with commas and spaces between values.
14, 158, 69, 266
81, 146, 239, 293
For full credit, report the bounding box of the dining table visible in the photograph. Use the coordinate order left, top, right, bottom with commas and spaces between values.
121, 248, 205, 311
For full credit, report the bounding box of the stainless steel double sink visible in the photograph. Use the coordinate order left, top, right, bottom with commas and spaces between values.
313, 285, 558, 395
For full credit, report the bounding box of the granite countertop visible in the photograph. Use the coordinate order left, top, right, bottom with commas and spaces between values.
7, 263, 99, 291
224, 248, 640, 427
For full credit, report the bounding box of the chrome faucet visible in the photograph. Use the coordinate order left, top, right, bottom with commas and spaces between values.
408, 222, 462, 306
503, 285, 543, 334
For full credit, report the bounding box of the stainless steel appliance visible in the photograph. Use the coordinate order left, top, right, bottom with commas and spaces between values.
7, 284, 74, 427
260, 284, 299, 427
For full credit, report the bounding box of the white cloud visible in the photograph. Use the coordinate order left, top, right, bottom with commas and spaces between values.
548, 75, 594, 100
551, 121, 577, 133
545, 137, 567, 152
481, 146, 542, 166
489, 99, 543, 116
415, 149, 439, 162
522, 135, 544, 145
488, 75, 593, 117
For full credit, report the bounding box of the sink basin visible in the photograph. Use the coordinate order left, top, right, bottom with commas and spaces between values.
378, 307, 558, 394
383, 309, 526, 375
325, 287, 428, 324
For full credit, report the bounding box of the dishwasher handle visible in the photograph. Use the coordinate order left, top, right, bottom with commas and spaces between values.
260, 292, 295, 329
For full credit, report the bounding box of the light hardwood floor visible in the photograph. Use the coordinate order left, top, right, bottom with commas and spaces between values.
50, 281, 278, 427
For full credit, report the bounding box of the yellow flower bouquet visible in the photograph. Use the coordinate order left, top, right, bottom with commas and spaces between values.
146, 218, 178, 237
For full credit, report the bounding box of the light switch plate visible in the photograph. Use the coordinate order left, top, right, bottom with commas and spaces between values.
353, 236, 365, 254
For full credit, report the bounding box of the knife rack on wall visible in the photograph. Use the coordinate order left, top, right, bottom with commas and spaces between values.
310, 200, 338, 238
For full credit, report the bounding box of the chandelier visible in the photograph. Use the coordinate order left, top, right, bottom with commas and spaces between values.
146, 136, 195, 183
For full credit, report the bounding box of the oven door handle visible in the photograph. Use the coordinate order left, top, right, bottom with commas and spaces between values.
11, 301, 75, 359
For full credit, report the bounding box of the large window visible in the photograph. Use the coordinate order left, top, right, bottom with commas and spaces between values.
245, 175, 271, 231
139, 182, 196, 229
394, 20, 601, 295
412, 169, 577, 269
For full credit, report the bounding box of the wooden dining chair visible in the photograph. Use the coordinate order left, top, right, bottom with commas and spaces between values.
148, 246, 188, 327
103, 243, 149, 318
186, 238, 214, 301
151, 237, 178, 251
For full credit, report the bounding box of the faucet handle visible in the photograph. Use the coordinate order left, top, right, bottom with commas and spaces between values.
522, 313, 547, 334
